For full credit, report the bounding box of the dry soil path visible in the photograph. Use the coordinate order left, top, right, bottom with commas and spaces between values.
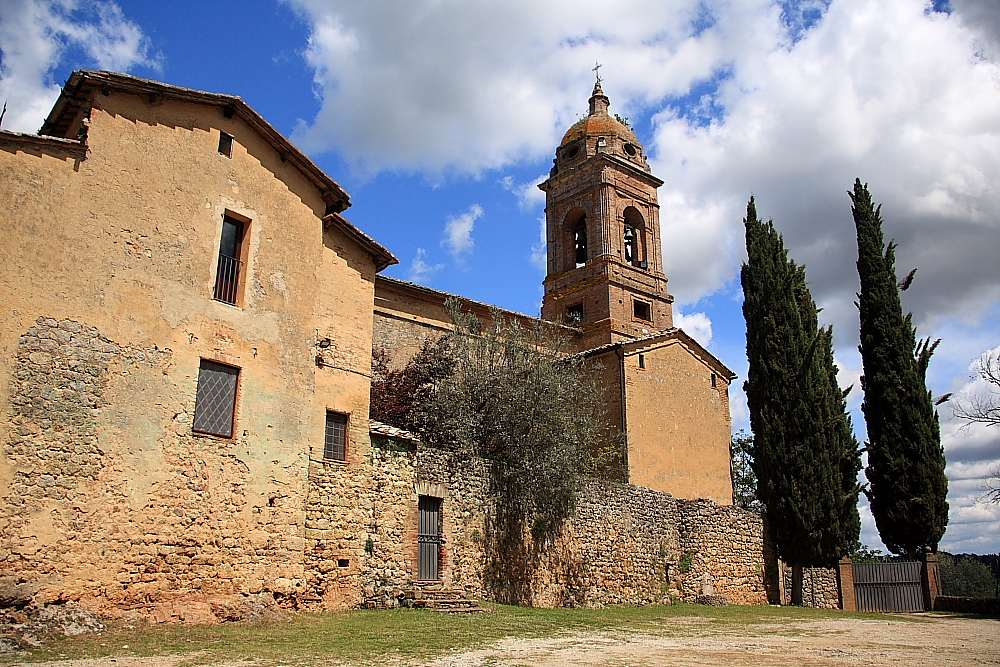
5, 613, 998, 667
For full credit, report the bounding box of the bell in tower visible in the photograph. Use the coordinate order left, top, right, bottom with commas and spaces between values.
538, 80, 674, 349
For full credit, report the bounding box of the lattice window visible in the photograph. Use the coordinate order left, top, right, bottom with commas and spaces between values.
192, 360, 240, 437
324, 411, 347, 461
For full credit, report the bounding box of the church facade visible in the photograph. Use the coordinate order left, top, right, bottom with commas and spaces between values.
0, 71, 768, 619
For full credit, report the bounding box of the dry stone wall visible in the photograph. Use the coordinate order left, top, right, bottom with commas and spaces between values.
778, 563, 840, 609
350, 439, 774, 609
676, 500, 777, 605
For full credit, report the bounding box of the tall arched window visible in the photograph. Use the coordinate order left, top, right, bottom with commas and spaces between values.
623, 207, 646, 268
564, 210, 588, 269
574, 221, 588, 267
623, 224, 638, 265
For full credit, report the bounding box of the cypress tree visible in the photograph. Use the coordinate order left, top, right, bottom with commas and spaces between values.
851, 179, 949, 559
742, 196, 861, 602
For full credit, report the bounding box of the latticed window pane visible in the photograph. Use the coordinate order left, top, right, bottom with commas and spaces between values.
324, 412, 347, 460
193, 361, 239, 437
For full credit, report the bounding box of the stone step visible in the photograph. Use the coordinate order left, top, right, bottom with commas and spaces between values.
401, 588, 486, 612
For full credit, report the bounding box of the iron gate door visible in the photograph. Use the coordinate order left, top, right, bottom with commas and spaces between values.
418, 495, 441, 581
853, 561, 924, 612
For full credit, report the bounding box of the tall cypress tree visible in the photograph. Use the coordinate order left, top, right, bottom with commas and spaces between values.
851, 179, 949, 559
742, 196, 861, 603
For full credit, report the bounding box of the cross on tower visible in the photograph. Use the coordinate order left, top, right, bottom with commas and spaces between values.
593, 61, 603, 83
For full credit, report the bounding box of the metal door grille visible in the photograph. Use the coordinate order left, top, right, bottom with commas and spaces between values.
193, 360, 239, 437
853, 561, 924, 612
418, 495, 442, 581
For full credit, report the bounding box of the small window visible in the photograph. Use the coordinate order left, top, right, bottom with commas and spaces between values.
218, 131, 234, 157
566, 303, 584, 323
564, 144, 579, 159
324, 411, 347, 461
337, 558, 350, 568
214, 214, 246, 306
638, 354, 645, 369
711, 373, 718, 388
193, 360, 240, 438
633, 300, 651, 321
623, 143, 637, 156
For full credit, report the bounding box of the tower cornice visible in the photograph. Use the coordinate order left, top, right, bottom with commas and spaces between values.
539, 152, 664, 193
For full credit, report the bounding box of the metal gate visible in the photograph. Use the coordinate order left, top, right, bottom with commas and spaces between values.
853, 561, 924, 612
418, 495, 441, 581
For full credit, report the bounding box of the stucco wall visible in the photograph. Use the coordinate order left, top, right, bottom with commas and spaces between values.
622, 340, 733, 504
0, 89, 377, 614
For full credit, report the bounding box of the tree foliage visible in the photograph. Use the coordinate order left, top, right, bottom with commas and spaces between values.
952, 350, 1000, 430
951, 350, 1000, 505
741, 196, 861, 578
731, 430, 763, 512
939, 553, 999, 599
851, 179, 949, 559
370, 298, 623, 603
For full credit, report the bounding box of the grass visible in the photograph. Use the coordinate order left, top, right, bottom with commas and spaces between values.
3, 603, 914, 666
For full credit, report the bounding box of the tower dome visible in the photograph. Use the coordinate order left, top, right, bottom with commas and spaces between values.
554, 81, 650, 173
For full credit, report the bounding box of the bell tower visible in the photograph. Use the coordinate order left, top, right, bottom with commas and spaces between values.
539, 81, 673, 350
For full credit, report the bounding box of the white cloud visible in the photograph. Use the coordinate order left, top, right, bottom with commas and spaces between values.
674, 310, 713, 347
0, 0, 156, 133
289, 0, 1000, 340
406, 248, 443, 283
501, 173, 548, 211
289, 0, 734, 176
442, 204, 482, 256
529, 214, 546, 272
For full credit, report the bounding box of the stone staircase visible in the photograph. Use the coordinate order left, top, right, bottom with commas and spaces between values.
401, 588, 487, 613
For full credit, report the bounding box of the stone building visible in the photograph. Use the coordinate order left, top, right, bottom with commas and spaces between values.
0, 71, 769, 619
372, 81, 735, 504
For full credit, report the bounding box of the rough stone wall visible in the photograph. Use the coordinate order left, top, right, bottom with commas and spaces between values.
351, 442, 768, 609
529, 481, 680, 607
676, 500, 774, 605
779, 563, 840, 609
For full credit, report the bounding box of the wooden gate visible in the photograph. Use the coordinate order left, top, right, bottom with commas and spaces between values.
853, 561, 924, 612
418, 495, 442, 581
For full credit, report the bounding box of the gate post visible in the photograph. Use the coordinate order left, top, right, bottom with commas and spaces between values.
921, 550, 941, 611
837, 557, 856, 612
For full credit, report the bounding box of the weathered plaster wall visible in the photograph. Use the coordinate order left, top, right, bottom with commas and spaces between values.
0, 88, 377, 615
623, 341, 733, 504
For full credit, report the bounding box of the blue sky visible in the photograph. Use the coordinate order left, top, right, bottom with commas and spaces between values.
2, 0, 999, 555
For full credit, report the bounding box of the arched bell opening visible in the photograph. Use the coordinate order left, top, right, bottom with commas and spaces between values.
623, 206, 647, 269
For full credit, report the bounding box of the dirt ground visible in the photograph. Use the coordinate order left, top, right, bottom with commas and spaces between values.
5, 613, 998, 667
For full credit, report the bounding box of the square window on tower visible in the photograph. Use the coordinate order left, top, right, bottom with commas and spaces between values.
633, 300, 651, 322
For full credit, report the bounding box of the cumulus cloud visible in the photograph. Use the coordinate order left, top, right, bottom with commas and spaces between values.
442, 204, 482, 256
0, 0, 156, 133
290, 0, 1000, 332
406, 248, 444, 283
674, 310, 713, 347
289, 0, 734, 175
501, 173, 548, 211
529, 215, 547, 273
286, 0, 1000, 550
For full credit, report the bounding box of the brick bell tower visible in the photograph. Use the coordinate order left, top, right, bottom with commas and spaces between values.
539, 80, 673, 350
